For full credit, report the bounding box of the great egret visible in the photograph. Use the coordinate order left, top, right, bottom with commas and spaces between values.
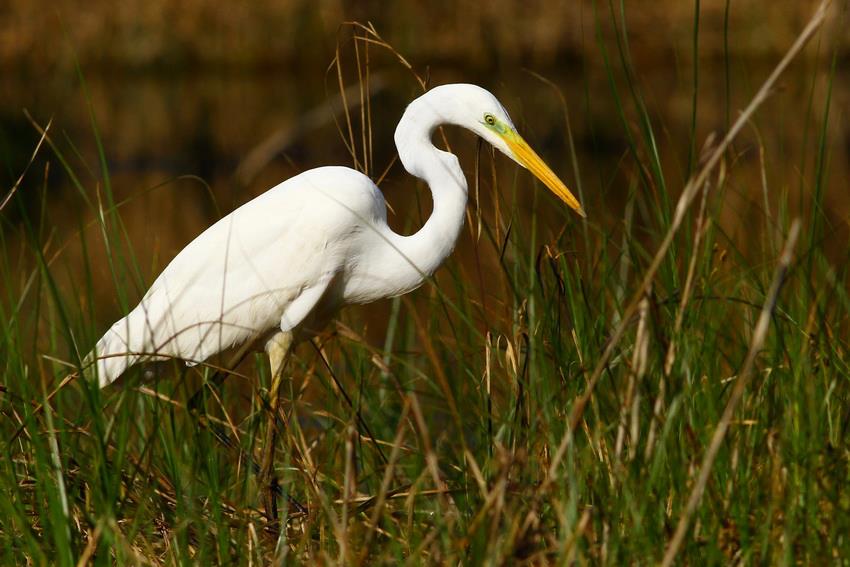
88, 83, 584, 514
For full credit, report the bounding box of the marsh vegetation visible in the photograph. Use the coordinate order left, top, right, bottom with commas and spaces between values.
1, 1, 849, 563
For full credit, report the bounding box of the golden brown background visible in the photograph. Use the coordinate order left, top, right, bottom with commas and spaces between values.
1, 1, 847, 335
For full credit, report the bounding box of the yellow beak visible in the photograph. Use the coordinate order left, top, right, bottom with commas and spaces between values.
502, 131, 586, 218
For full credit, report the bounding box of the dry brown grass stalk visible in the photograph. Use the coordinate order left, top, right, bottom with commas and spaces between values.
540, 0, 829, 499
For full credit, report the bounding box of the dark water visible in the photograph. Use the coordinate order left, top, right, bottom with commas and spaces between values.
1, 57, 847, 338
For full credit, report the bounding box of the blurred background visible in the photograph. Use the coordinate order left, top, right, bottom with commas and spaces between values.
0, 0, 847, 337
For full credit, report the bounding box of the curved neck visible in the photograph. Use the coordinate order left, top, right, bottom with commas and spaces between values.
388, 96, 469, 284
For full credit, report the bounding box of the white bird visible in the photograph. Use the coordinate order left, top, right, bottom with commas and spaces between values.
87, 83, 584, 513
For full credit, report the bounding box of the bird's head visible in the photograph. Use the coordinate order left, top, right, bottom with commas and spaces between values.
423, 83, 586, 218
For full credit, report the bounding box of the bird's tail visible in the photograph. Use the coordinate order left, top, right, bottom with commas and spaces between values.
84, 316, 142, 388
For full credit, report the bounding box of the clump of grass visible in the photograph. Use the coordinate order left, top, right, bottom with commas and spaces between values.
2, 1, 849, 564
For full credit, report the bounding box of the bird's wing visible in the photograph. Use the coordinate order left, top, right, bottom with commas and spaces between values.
121, 167, 380, 363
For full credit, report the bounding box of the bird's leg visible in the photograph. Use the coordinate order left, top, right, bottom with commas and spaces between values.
259, 330, 293, 520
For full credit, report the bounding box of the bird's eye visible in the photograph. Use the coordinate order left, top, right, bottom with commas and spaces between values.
484, 114, 496, 126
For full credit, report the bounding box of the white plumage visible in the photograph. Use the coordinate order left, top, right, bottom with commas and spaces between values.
89, 83, 584, 387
